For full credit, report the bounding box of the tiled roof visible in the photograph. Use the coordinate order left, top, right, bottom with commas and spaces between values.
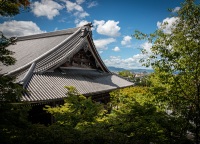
23, 68, 133, 102
1, 24, 134, 102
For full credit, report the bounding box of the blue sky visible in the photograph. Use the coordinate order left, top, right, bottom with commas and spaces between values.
0, 0, 184, 69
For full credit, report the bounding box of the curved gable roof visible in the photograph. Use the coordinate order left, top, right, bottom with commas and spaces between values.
0, 24, 134, 102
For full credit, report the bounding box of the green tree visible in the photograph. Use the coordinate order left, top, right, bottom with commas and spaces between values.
45, 86, 105, 128
0, 24, 29, 144
134, 0, 200, 143
0, 32, 17, 65
108, 87, 193, 143
0, 0, 30, 16
44, 86, 112, 143
44, 86, 191, 143
0, 1, 31, 143
0, 0, 31, 101
118, 70, 135, 81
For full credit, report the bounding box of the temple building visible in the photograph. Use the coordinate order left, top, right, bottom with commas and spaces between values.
1, 24, 133, 124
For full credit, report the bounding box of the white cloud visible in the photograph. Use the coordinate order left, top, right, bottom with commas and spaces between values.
32, 0, 63, 20
104, 55, 145, 69
0, 20, 45, 37
172, 7, 180, 13
87, 1, 98, 8
58, 17, 67, 23
66, 1, 83, 12
64, 0, 89, 21
112, 46, 120, 52
121, 35, 132, 46
94, 38, 116, 50
93, 20, 120, 37
98, 51, 103, 54
76, 0, 85, 5
157, 17, 179, 34
74, 11, 89, 18
80, 11, 89, 18
75, 20, 90, 27
103, 41, 153, 69
93, 20, 104, 26
141, 42, 152, 54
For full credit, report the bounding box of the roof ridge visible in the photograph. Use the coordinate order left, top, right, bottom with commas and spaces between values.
18, 27, 80, 41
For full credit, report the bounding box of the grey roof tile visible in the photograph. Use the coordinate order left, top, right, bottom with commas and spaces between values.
0, 34, 70, 74
23, 68, 133, 102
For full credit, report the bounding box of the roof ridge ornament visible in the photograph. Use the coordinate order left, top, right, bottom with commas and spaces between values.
81, 23, 93, 37
83, 22, 93, 27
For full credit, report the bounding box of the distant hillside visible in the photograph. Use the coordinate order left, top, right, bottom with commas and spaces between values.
108, 66, 154, 74
108, 66, 126, 72
129, 69, 154, 74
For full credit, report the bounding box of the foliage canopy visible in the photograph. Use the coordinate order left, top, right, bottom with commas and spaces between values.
0, 0, 30, 16
134, 0, 200, 143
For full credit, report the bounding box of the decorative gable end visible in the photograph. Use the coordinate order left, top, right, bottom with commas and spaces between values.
61, 45, 100, 70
